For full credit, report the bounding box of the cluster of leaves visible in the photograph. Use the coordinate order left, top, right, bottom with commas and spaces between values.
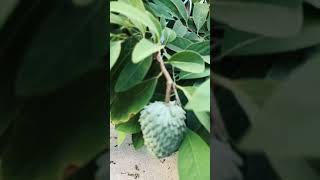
0, 0, 107, 180
110, 0, 210, 179
213, 0, 320, 180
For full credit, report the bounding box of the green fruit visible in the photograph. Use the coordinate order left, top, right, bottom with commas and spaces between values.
138, 101, 186, 158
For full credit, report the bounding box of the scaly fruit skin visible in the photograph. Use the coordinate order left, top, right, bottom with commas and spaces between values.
139, 101, 186, 158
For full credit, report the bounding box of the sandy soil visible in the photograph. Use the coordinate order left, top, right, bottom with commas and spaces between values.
110, 125, 179, 180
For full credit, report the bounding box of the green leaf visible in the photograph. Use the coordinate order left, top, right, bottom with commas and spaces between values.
115, 56, 152, 92
132, 133, 144, 150
192, 3, 209, 33
111, 77, 158, 124
15, 0, 105, 96
202, 55, 210, 64
110, 1, 162, 40
185, 78, 210, 112
178, 129, 210, 180
168, 51, 205, 73
132, 38, 163, 63
178, 86, 196, 100
170, 0, 189, 23
184, 31, 203, 42
166, 37, 192, 52
148, 2, 175, 20
127, 0, 145, 10
178, 86, 210, 132
213, 0, 303, 37
115, 115, 141, 134
1, 70, 107, 180
186, 41, 210, 56
0, 0, 18, 29
160, 16, 167, 29
194, 111, 210, 132
179, 68, 210, 80
110, 13, 131, 27
173, 20, 188, 37
117, 131, 127, 145
220, 11, 320, 56
153, 0, 181, 18
110, 41, 122, 70
240, 51, 320, 157
162, 27, 177, 45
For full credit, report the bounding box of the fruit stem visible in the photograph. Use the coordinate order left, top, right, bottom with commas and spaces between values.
156, 51, 181, 105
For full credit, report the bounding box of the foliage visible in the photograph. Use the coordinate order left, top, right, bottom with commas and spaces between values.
213, 1, 320, 180
0, 0, 106, 179
110, 0, 210, 179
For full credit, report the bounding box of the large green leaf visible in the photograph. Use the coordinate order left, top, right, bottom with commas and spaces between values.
178, 86, 210, 132
110, 41, 122, 70
115, 115, 141, 134
132, 38, 163, 63
240, 51, 320, 157
194, 111, 210, 132
220, 10, 320, 56
153, 0, 180, 18
213, 0, 303, 37
111, 77, 158, 124
185, 78, 210, 112
15, 0, 106, 96
172, 20, 188, 37
186, 41, 210, 56
115, 56, 152, 92
178, 129, 210, 180
179, 67, 210, 80
192, 3, 209, 33
168, 51, 205, 73
0, 0, 18, 29
110, 1, 162, 40
148, 2, 175, 20
110, 13, 131, 27
166, 37, 192, 52
161, 27, 177, 45
170, 0, 189, 23
1, 70, 106, 180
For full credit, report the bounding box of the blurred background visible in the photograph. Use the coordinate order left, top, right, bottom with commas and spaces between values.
0, 0, 108, 179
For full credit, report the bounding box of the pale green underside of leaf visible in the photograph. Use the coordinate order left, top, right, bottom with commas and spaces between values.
193, 3, 209, 33
132, 38, 163, 63
185, 78, 210, 112
168, 50, 205, 73
110, 1, 161, 40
